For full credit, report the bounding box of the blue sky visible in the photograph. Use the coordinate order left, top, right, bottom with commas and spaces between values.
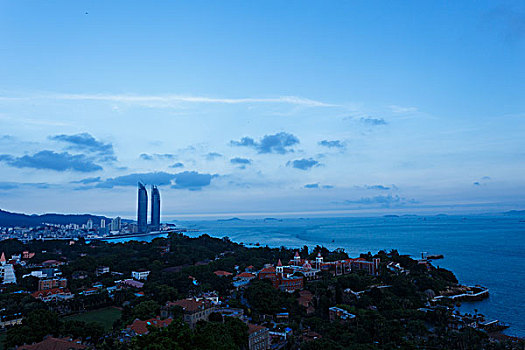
0, 1, 524, 219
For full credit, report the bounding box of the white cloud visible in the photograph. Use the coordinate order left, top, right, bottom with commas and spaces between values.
388, 105, 418, 114
0, 93, 337, 108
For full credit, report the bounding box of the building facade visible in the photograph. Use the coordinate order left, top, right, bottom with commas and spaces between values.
150, 185, 161, 231
38, 278, 67, 291
329, 306, 356, 322
137, 182, 148, 233
132, 270, 150, 280
111, 216, 122, 231
258, 259, 304, 293
162, 298, 217, 329
289, 251, 381, 277
248, 324, 270, 350
0, 252, 16, 284
96, 266, 110, 276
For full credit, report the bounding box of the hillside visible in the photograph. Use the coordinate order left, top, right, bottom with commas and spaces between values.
0, 209, 118, 227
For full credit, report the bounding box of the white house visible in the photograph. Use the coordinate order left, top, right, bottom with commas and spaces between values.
132, 269, 150, 280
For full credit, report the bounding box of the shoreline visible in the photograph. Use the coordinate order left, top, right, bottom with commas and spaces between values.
88, 230, 174, 241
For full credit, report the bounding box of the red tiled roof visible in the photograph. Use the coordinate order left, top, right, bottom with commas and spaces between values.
236, 272, 255, 278
213, 270, 233, 276
31, 288, 70, 299
260, 266, 276, 273
17, 336, 87, 350
128, 317, 172, 335
168, 298, 203, 312
248, 323, 267, 335
277, 259, 282, 266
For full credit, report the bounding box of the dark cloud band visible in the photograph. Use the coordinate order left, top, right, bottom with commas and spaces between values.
231, 132, 299, 154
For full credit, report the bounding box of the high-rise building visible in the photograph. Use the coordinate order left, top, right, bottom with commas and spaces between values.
151, 185, 161, 231
137, 182, 148, 233
100, 219, 106, 228
0, 252, 17, 284
86, 219, 93, 230
111, 216, 121, 232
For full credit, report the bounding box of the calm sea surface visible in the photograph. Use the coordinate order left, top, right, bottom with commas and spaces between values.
110, 214, 525, 337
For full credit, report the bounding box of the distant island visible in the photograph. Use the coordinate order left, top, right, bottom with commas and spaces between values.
503, 210, 525, 216
263, 217, 283, 222
217, 217, 242, 222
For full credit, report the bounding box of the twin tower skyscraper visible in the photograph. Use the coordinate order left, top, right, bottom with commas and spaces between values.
137, 182, 161, 233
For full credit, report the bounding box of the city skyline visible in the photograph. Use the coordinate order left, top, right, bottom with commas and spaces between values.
0, 1, 524, 218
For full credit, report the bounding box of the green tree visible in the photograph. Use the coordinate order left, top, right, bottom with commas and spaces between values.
131, 300, 160, 321
5, 309, 61, 348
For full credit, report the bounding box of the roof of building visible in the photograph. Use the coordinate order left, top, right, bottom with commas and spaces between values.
31, 288, 70, 299
0, 252, 6, 263
17, 337, 87, 350
236, 272, 255, 278
168, 298, 203, 313
121, 279, 144, 288
259, 266, 276, 273
295, 251, 300, 257
277, 259, 282, 266
248, 323, 267, 335
127, 317, 172, 335
213, 270, 233, 276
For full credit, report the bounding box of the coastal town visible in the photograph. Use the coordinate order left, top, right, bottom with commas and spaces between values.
0, 225, 523, 349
